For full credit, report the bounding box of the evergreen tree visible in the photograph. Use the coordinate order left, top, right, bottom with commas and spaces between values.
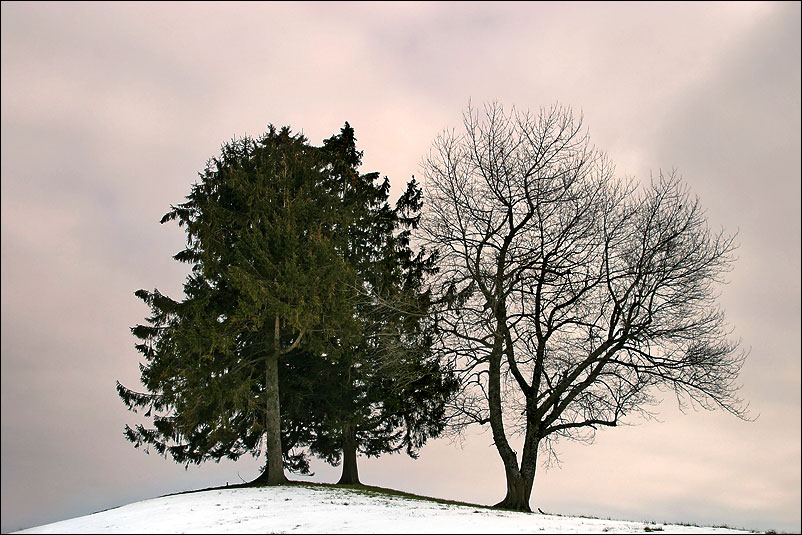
118, 126, 360, 483
307, 126, 459, 485
118, 123, 457, 487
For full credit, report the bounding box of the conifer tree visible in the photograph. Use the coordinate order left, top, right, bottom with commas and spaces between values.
307, 127, 459, 485
118, 126, 360, 483
118, 123, 457, 487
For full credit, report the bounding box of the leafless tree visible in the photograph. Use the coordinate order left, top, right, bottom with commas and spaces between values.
421, 102, 747, 511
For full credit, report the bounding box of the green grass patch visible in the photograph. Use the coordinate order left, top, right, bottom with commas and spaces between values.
165, 478, 498, 512
301, 481, 497, 511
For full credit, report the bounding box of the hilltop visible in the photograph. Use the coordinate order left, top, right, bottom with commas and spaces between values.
14, 483, 754, 534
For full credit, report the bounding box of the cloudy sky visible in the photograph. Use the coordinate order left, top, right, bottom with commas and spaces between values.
1, 2, 799, 533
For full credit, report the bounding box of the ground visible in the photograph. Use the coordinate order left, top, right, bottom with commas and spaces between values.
14, 483, 756, 534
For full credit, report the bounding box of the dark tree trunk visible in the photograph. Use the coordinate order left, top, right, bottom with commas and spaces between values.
337, 423, 361, 485
517, 427, 539, 511
263, 349, 287, 485
494, 469, 532, 512
487, 337, 533, 511
494, 439, 537, 511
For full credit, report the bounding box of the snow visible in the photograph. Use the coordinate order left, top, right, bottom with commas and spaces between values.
14, 484, 752, 534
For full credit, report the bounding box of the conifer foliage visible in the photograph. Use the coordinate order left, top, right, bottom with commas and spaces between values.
308, 129, 459, 485
118, 126, 359, 483
118, 123, 456, 485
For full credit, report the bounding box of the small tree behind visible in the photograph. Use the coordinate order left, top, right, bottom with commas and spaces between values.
421, 102, 747, 511
304, 127, 459, 485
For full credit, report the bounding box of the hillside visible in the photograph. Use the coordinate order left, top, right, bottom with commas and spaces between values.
14, 483, 754, 534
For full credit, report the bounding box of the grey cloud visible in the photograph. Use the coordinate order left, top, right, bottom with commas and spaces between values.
2, 2, 799, 533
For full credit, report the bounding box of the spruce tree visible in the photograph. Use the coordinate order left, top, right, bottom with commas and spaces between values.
118, 123, 457, 487
118, 126, 360, 482
308, 126, 459, 485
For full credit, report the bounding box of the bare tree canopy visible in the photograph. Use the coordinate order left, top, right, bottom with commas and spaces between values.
421, 102, 747, 512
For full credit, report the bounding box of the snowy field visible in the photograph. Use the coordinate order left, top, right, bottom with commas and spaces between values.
14, 484, 753, 534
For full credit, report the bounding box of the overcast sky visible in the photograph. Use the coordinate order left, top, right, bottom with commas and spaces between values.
1, 2, 799, 533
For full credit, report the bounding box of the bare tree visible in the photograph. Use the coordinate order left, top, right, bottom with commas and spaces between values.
421, 102, 747, 512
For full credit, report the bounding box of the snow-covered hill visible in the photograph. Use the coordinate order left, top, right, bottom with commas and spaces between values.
14, 484, 753, 534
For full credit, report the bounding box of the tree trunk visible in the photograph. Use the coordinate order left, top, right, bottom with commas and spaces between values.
487, 335, 531, 511
511, 432, 539, 512
336, 423, 361, 485
494, 468, 532, 512
263, 349, 286, 485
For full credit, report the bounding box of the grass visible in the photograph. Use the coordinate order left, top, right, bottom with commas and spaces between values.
296, 481, 498, 511
169, 478, 498, 512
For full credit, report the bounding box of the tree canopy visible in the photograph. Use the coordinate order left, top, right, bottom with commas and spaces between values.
303, 170, 459, 484
421, 102, 746, 511
118, 123, 456, 485
119, 125, 361, 482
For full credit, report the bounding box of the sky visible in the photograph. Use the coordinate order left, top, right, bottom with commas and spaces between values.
1, 1, 799, 533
